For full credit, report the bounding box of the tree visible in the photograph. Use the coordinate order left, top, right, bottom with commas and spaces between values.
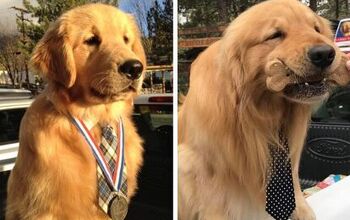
179, 0, 350, 28
179, 0, 264, 28
4, 0, 118, 88
0, 33, 28, 87
122, 0, 153, 58
317, 0, 350, 20
309, 0, 317, 11
126, 0, 152, 36
146, 0, 173, 65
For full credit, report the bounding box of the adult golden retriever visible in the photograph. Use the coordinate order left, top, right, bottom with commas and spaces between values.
178, 0, 350, 219
6, 4, 145, 220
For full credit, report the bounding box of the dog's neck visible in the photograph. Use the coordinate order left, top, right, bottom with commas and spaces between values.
182, 85, 312, 190
43, 84, 133, 127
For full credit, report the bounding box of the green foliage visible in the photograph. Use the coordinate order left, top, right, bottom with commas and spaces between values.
317, 0, 350, 20
146, 0, 173, 65
179, 0, 264, 28
179, 0, 350, 28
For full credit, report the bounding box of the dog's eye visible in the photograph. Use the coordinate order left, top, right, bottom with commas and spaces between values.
266, 31, 284, 41
84, 35, 101, 46
315, 26, 321, 33
123, 36, 129, 44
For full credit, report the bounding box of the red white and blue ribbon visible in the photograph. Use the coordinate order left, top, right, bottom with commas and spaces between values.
70, 115, 125, 192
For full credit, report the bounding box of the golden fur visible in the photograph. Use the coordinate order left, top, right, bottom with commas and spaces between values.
178, 0, 350, 219
6, 4, 146, 220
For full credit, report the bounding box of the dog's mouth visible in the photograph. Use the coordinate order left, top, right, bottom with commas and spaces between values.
266, 61, 332, 103
283, 72, 330, 100
91, 84, 137, 99
89, 72, 141, 101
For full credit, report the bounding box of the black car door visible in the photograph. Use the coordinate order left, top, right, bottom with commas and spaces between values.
300, 86, 350, 189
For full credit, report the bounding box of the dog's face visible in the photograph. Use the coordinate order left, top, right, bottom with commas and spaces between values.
221, 0, 349, 104
31, 4, 146, 104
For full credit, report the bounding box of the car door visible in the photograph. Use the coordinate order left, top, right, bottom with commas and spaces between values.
299, 86, 350, 189
0, 107, 27, 219
126, 97, 173, 220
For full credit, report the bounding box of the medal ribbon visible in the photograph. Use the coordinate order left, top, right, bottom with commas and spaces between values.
70, 115, 125, 192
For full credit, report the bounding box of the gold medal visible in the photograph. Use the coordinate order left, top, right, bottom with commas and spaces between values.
109, 192, 128, 220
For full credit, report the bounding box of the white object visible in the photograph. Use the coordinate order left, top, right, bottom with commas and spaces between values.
306, 176, 350, 220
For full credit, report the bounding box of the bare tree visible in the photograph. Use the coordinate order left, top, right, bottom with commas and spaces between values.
124, 0, 153, 55
335, 0, 340, 19
0, 33, 27, 87
217, 0, 227, 22
127, 0, 152, 36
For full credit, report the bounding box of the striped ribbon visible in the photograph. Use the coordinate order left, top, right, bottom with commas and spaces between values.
70, 115, 125, 191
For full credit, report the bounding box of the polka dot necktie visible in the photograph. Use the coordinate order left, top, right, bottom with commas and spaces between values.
265, 131, 295, 220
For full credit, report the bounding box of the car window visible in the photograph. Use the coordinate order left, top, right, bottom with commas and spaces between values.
0, 108, 26, 144
312, 86, 350, 123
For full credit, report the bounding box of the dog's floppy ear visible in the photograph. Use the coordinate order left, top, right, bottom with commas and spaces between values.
30, 20, 76, 88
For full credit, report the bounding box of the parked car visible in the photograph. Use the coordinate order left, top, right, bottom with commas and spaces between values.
126, 93, 173, 220
0, 88, 32, 100
0, 98, 33, 172
0, 93, 173, 219
299, 86, 350, 189
0, 98, 33, 218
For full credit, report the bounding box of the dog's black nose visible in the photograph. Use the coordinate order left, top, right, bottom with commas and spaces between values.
308, 44, 335, 69
119, 59, 143, 80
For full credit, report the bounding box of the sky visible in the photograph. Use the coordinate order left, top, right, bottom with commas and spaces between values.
120, 0, 135, 11
0, 0, 24, 33
120, 0, 159, 36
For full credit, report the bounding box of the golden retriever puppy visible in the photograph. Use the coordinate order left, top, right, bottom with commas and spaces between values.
6, 4, 145, 220
178, 0, 350, 220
